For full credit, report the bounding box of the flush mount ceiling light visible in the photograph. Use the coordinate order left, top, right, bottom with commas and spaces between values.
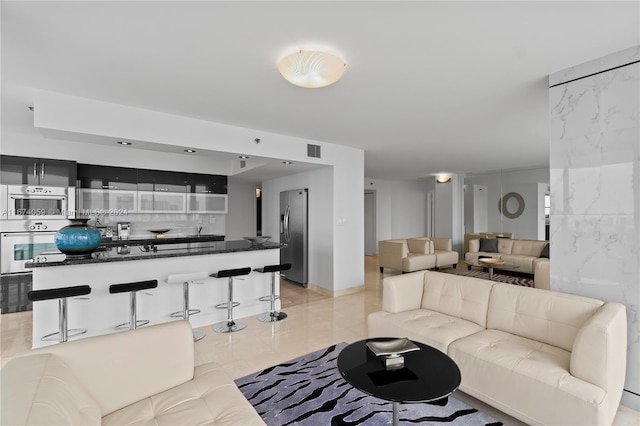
436, 175, 451, 183
278, 50, 346, 88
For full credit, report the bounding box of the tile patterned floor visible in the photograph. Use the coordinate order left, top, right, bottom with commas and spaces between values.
1, 257, 638, 425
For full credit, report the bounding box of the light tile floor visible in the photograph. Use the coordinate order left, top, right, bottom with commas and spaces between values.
1, 257, 638, 425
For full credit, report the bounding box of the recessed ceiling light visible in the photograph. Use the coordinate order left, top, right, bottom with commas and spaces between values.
184, 149, 196, 153
278, 50, 346, 88
239, 155, 250, 159
117, 141, 132, 146
283, 161, 292, 165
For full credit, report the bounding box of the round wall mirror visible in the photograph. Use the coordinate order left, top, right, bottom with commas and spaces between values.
499, 192, 525, 219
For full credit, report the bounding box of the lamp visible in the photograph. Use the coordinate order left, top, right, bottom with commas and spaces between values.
278, 50, 346, 88
436, 175, 451, 183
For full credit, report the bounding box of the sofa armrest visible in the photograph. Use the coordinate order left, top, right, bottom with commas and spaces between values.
382, 272, 426, 313
570, 303, 627, 394
378, 240, 408, 271
27, 320, 195, 416
534, 259, 550, 290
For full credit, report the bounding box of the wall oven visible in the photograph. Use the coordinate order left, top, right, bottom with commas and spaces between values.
0, 220, 67, 274
1, 185, 75, 220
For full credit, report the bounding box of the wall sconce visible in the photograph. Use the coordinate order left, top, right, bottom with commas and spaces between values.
436, 175, 451, 183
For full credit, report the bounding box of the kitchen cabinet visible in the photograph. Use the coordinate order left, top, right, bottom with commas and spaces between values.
77, 164, 138, 190
78, 189, 137, 213
138, 191, 186, 213
186, 173, 228, 194
187, 193, 227, 213
1, 155, 76, 186
137, 169, 188, 193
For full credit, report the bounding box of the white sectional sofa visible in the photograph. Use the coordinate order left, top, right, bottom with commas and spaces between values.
1, 320, 265, 425
368, 271, 627, 426
465, 237, 548, 274
378, 237, 459, 273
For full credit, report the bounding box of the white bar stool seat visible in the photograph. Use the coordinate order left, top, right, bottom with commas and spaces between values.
167, 271, 208, 342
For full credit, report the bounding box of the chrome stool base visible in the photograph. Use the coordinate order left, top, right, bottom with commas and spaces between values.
42, 328, 87, 342
115, 319, 149, 330
257, 311, 287, 322
213, 320, 247, 333
170, 308, 200, 318
192, 329, 206, 341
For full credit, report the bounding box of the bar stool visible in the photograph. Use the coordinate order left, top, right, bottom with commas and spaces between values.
28, 285, 92, 343
109, 280, 158, 330
167, 271, 208, 342
210, 267, 251, 333
254, 263, 291, 322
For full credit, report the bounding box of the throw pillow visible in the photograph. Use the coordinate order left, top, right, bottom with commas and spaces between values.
479, 238, 498, 253
540, 243, 550, 258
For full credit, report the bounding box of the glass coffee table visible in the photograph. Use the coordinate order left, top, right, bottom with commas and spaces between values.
465, 259, 519, 280
337, 338, 461, 426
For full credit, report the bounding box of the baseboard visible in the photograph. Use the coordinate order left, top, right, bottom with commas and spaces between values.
308, 283, 365, 298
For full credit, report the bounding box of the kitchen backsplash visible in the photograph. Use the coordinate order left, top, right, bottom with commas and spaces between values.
91, 213, 226, 238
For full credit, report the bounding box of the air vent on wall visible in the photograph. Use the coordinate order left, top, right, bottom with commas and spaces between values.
307, 144, 321, 158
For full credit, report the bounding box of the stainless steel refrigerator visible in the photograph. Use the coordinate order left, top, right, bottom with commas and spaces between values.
280, 188, 308, 287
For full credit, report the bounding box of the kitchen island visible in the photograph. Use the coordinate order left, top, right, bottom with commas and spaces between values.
26, 239, 282, 348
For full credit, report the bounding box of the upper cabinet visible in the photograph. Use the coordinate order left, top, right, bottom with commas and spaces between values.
78, 164, 138, 190
77, 163, 227, 213
0, 155, 76, 186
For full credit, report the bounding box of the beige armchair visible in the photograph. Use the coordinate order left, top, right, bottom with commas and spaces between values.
378, 237, 458, 273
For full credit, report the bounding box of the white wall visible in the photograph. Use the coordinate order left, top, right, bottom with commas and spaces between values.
226, 181, 257, 241
364, 178, 429, 243
263, 167, 333, 291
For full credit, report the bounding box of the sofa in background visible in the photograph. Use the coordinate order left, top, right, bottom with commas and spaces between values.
1, 320, 265, 425
378, 237, 459, 273
463, 232, 513, 254
368, 270, 627, 426
465, 237, 548, 275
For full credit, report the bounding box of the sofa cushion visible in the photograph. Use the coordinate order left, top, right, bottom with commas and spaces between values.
367, 309, 485, 354
1, 354, 101, 426
407, 238, 432, 254
511, 240, 548, 257
499, 254, 536, 274
402, 253, 436, 271
479, 238, 498, 253
487, 284, 604, 351
102, 362, 264, 426
497, 238, 514, 254
448, 329, 606, 426
421, 271, 494, 328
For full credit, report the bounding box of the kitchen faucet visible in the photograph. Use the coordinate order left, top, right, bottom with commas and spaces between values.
197, 225, 202, 236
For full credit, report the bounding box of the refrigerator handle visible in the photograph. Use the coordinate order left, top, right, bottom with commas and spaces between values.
284, 205, 290, 243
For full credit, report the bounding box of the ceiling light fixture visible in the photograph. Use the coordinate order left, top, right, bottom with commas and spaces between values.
184, 149, 196, 153
436, 175, 451, 183
283, 161, 292, 165
239, 155, 250, 159
278, 50, 346, 88
117, 141, 132, 146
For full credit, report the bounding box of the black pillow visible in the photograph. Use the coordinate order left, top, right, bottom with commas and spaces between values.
479, 238, 498, 253
540, 243, 550, 259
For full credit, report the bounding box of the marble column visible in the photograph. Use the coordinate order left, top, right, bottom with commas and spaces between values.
549, 46, 639, 409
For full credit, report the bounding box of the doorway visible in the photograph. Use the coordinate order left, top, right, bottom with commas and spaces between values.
364, 190, 377, 255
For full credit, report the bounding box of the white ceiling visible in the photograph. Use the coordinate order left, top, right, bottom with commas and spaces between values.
2, 1, 638, 181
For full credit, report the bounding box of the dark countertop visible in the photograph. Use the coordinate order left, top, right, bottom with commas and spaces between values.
99, 234, 225, 247
25, 240, 283, 268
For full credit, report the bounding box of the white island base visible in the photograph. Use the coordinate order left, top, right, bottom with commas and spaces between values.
31, 248, 280, 348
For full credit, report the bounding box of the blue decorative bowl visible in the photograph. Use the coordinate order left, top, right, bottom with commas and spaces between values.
55, 218, 102, 258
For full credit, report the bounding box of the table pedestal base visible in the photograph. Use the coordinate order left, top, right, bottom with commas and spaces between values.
393, 401, 399, 426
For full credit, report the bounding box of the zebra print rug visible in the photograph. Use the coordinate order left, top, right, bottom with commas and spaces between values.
235, 343, 502, 425
438, 268, 534, 287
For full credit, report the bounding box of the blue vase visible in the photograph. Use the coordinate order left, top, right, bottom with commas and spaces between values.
55, 218, 102, 258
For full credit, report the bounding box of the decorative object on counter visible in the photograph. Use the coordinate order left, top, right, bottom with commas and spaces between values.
243, 235, 271, 245
366, 338, 420, 371
148, 228, 171, 238
54, 218, 102, 259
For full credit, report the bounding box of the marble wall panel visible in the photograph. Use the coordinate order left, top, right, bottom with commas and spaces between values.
549, 46, 640, 410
